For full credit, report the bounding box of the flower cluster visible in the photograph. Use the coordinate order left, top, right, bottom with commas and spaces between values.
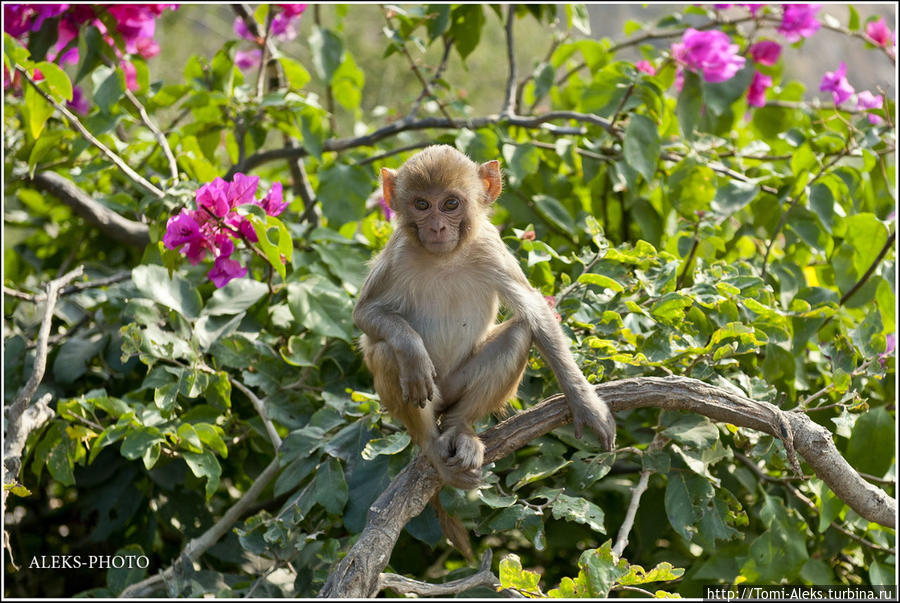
819, 62, 885, 124
164, 173, 288, 287
672, 28, 746, 84
776, 4, 822, 42
3, 4, 177, 94
233, 4, 306, 71
866, 18, 895, 48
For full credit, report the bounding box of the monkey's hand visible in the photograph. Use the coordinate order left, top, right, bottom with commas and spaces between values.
397, 347, 438, 408
567, 387, 616, 450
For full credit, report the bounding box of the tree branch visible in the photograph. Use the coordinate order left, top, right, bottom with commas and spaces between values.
378, 550, 514, 597
501, 5, 518, 118
28, 171, 150, 248
3, 266, 84, 509
16, 67, 165, 199
120, 457, 281, 597
230, 378, 283, 449
123, 88, 179, 183
320, 375, 896, 598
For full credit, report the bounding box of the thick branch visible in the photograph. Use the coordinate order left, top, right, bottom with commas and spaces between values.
320, 375, 896, 598
29, 171, 150, 248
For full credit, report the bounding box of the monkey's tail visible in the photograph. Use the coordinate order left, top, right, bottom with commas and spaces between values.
430, 493, 473, 561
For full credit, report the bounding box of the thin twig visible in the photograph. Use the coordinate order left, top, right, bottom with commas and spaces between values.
120, 458, 281, 597
16, 67, 164, 199
255, 9, 275, 103
230, 378, 282, 449
675, 220, 701, 289
377, 550, 507, 597
12, 266, 84, 409
123, 88, 179, 183
501, 4, 518, 118
799, 359, 878, 411
3, 271, 132, 304
612, 433, 666, 557
408, 36, 455, 119
839, 230, 896, 305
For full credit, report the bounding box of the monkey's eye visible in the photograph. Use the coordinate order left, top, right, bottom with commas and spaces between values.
414, 198, 430, 211
442, 197, 460, 211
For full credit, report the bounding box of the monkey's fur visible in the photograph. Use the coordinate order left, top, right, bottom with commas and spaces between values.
353, 145, 616, 555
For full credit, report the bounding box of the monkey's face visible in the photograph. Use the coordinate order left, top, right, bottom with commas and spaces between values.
405, 190, 469, 255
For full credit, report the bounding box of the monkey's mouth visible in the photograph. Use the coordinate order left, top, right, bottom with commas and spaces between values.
421, 237, 459, 254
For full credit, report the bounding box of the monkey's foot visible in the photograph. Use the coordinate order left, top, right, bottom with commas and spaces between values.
443, 466, 482, 490
437, 429, 484, 471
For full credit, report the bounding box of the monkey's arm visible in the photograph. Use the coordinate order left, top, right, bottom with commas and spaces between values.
353, 258, 437, 407
495, 247, 616, 449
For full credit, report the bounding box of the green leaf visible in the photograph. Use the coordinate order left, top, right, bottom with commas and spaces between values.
176, 423, 204, 453
309, 27, 343, 83
846, 407, 895, 477
313, 457, 348, 514
317, 163, 372, 225
332, 51, 365, 111
92, 65, 123, 115
287, 275, 355, 342
184, 450, 222, 500
35, 61, 72, 101
74, 25, 104, 84
848, 6, 860, 30
132, 265, 203, 320
533, 194, 576, 236
120, 429, 165, 467
107, 544, 147, 595
279, 56, 310, 92
449, 5, 485, 60
842, 213, 888, 276
274, 456, 318, 497
194, 423, 228, 457
499, 554, 544, 596
24, 80, 54, 139
623, 113, 660, 182
711, 180, 759, 220
676, 70, 702, 140
203, 278, 268, 316
547, 492, 606, 534
503, 143, 540, 188
790, 145, 817, 176
565, 4, 591, 34
47, 431, 76, 487
361, 432, 411, 460
52, 334, 107, 384
578, 273, 624, 292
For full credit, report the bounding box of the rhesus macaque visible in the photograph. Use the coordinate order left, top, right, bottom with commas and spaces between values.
354, 145, 615, 489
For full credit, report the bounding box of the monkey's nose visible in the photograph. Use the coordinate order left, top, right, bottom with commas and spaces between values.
430, 224, 446, 234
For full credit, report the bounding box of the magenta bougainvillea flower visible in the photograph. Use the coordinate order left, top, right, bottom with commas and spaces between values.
819, 62, 855, 104
777, 4, 821, 43
233, 4, 306, 70
671, 28, 746, 83
857, 90, 884, 124
635, 60, 657, 75
164, 173, 287, 287
748, 40, 781, 66
747, 71, 773, 107
865, 17, 894, 48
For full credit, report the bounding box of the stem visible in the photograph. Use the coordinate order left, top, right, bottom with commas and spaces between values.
16, 67, 164, 199
124, 88, 179, 183
501, 4, 518, 117
676, 220, 701, 290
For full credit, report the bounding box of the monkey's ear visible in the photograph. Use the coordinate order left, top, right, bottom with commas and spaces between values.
478, 160, 502, 202
381, 167, 397, 207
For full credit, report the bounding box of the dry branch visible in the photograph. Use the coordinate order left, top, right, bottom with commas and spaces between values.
3, 266, 84, 509
320, 375, 896, 598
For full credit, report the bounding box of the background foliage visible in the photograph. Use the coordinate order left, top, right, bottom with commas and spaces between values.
3, 3, 896, 598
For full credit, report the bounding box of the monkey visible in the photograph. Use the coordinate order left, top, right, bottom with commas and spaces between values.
353, 144, 616, 491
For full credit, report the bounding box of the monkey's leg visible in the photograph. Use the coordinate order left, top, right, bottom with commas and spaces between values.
364, 339, 479, 488
438, 318, 532, 481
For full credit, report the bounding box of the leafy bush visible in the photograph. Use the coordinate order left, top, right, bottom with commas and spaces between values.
3, 3, 895, 598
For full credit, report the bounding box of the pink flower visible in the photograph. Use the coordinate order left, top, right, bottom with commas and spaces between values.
857, 90, 884, 124
880, 333, 896, 369
233, 16, 255, 41
235, 48, 262, 70
777, 4, 821, 43
196, 177, 231, 217
208, 256, 248, 288
671, 28, 746, 83
819, 62, 854, 104
377, 196, 394, 221
746, 71, 772, 107
4, 5, 35, 37
66, 85, 89, 115
120, 59, 138, 91
713, 4, 733, 9
748, 40, 781, 66
259, 182, 288, 216
635, 60, 656, 75
164, 210, 203, 249
228, 173, 260, 208
865, 18, 894, 47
